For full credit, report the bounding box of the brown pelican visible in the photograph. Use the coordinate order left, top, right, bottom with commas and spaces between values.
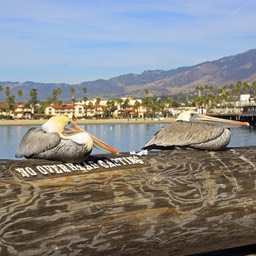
15, 115, 119, 162
143, 111, 250, 151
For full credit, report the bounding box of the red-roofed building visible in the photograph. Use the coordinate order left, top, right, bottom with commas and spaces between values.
0, 103, 32, 119
45, 98, 147, 118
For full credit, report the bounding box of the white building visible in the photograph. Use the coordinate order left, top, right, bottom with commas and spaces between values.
44, 98, 147, 118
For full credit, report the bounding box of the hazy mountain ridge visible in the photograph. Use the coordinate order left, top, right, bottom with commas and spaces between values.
1, 49, 256, 101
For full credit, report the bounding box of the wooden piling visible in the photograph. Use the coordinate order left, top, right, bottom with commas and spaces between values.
1, 147, 256, 255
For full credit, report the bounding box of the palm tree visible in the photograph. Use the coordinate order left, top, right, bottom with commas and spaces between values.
95, 97, 101, 118
206, 94, 216, 110
116, 98, 123, 118
193, 96, 206, 114
0, 85, 3, 102
5, 86, 10, 99
252, 82, 256, 97
5, 87, 15, 116
69, 86, 75, 100
106, 99, 116, 118
5, 87, 11, 114
29, 89, 38, 114
242, 82, 250, 94
218, 86, 230, 109
165, 97, 174, 108
195, 86, 204, 97
142, 96, 152, 118
229, 83, 235, 108
87, 101, 94, 117
52, 88, 62, 104
155, 98, 166, 117
17, 90, 23, 103
82, 87, 87, 102
144, 89, 150, 97
69, 86, 75, 117
133, 100, 141, 117
121, 98, 130, 117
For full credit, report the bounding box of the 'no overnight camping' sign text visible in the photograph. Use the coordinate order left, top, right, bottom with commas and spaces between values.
12, 155, 146, 180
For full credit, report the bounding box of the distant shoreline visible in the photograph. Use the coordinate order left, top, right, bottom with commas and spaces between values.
0, 117, 175, 126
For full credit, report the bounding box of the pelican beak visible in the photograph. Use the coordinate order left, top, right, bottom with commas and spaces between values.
76, 124, 119, 154
62, 121, 119, 154
195, 114, 250, 128
90, 134, 119, 155
72, 124, 85, 132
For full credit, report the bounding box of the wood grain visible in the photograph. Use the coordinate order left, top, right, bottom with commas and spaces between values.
1, 147, 256, 255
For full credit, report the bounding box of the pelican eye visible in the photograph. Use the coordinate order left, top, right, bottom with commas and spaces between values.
64, 121, 75, 131
190, 113, 198, 121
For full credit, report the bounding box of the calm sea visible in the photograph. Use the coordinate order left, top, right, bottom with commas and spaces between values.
1, 123, 256, 160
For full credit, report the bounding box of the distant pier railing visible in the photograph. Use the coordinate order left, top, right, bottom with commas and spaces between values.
207, 105, 256, 126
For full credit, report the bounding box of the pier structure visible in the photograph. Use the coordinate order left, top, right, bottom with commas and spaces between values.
1, 148, 256, 255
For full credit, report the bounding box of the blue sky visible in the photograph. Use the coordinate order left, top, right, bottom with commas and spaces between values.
0, 0, 255, 84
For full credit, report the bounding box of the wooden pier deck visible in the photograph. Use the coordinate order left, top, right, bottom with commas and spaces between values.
1, 148, 256, 255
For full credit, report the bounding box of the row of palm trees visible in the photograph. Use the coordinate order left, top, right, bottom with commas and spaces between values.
0, 80, 256, 118
194, 81, 256, 111
0, 85, 180, 118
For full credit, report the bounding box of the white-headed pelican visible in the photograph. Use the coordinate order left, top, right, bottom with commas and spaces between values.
143, 111, 250, 151
15, 115, 119, 162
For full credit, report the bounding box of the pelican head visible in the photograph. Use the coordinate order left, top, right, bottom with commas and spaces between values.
176, 110, 250, 128
42, 115, 83, 135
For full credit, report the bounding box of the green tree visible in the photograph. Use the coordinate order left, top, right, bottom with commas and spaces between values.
206, 94, 217, 110
5, 86, 10, 99
17, 89, 23, 103
0, 85, 3, 102
116, 98, 123, 118
82, 87, 87, 102
69, 86, 75, 100
133, 100, 141, 117
95, 97, 101, 118
69, 86, 76, 117
218, 86, 230, 108
121, 98, 130, 117
5, 87, 15, 115
242, 82, 250, 94
195, 86, 204, 97
155, 98, 166, 117
106, 99, 117, 118
142, 96, 152, 118
29, 89, 38, 114
144, 89, 150, 97
252, 82, 256, 96
5, 87, 12, 114
193, 96, 206, 113
165, 97, 174, 108
52, 88, 62, 104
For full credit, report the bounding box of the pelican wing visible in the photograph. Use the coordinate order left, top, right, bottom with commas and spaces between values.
15, 128, 61, 158
143, 121, 225, 149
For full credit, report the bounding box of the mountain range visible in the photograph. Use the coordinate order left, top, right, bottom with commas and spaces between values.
1, 49, 256, 102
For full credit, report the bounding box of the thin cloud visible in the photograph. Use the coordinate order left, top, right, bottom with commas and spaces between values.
0, 0, 255, 83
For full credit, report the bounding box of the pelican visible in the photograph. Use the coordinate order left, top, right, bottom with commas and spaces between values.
143, 111, 250, 151
15, 115, 119, 163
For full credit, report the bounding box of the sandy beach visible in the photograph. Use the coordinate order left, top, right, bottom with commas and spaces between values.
0, 117, 175, 126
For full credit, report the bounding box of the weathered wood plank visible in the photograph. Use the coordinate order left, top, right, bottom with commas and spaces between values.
1, 147, 256, 255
